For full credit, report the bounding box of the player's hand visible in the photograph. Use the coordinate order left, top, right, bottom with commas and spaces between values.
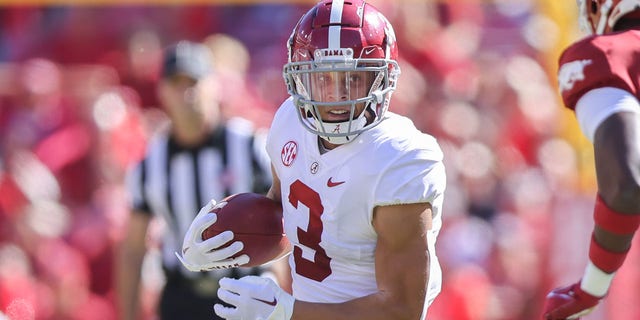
175, 199, 249, 271
214, 276, 295, 320
543, 283, 602, 320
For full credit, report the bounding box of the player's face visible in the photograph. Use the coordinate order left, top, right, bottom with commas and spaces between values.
308, 70, 374, 122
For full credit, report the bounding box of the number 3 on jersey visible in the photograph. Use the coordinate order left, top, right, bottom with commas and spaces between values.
288, 180, 332, 281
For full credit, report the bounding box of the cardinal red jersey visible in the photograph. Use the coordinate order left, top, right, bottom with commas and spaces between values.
558, 30, 640, 110
266, 98, 446, 310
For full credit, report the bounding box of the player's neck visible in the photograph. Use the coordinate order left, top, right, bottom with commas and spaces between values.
318, 137, 338, 154
172, 121, 212, 147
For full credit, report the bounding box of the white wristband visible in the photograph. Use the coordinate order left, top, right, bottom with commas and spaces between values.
580, 261, 615, 297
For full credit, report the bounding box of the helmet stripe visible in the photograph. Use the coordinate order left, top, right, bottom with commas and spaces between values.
328, 0, 344, 49
329, 0, 344, 23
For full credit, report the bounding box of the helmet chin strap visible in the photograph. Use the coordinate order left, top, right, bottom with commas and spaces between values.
316, 78, 385, 145
314, 72, 384, 145
316, 107, 369, 145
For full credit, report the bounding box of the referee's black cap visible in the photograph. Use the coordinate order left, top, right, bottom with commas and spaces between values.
161, 40, 213, 80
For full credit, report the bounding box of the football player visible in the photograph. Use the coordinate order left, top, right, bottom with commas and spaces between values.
543, 0, 640, 319
176, 0, 447, 319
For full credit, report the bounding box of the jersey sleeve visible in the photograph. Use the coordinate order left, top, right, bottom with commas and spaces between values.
374, 135, 446, 207
558, 37, 636, 110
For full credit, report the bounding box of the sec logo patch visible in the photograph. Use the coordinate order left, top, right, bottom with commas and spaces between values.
281, 141, 298, 167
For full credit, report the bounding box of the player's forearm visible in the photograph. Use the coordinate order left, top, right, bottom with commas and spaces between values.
290, 262, 429, 320
579, 111, 640, 297
292, 291, 425, 320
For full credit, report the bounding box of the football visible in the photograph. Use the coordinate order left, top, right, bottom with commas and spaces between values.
202, 193, 288, 267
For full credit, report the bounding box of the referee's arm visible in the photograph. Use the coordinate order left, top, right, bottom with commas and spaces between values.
116, 210, 152, 320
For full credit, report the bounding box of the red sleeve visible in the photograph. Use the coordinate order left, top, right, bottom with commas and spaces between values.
557, 33, 640, 110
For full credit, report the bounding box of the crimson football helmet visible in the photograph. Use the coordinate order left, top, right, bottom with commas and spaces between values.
283, 0, 400, 144
578, 0, 640, 34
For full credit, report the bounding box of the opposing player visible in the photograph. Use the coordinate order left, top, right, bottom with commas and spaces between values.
543, 1, 640, 319
176, 0, 447, 319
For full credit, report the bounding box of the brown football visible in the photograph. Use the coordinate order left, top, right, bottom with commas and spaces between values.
202, 193, 287, 267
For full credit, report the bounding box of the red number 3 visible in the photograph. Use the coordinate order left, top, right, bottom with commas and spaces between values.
288, 180, 332, 281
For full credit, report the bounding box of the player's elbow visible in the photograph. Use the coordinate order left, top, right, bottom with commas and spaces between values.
379, 287, 428, 320
387, 300, 425, 320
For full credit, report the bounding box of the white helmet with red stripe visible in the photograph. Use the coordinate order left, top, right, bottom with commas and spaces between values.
578, 0, 640, 34
283, 0, 400, 145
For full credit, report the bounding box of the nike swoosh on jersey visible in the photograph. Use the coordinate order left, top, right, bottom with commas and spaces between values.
327, 177, 346, 187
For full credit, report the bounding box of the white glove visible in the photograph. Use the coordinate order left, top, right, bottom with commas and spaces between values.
214, 276, 295, 320
175, 199, 250, 271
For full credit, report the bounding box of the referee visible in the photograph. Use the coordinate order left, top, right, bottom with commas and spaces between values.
116, 40, 271, 320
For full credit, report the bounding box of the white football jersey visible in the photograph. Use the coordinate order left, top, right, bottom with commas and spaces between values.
266, 98, 446, 308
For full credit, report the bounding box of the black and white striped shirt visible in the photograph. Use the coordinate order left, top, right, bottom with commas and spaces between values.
127, 117, 271, 277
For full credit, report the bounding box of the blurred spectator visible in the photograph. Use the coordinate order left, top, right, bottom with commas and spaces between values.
112, 29, 164, 110
116, 40, 272, 320
202, 33, 273, 128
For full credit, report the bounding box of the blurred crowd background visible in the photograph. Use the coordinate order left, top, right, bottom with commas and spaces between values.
1, 1, 638, 320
